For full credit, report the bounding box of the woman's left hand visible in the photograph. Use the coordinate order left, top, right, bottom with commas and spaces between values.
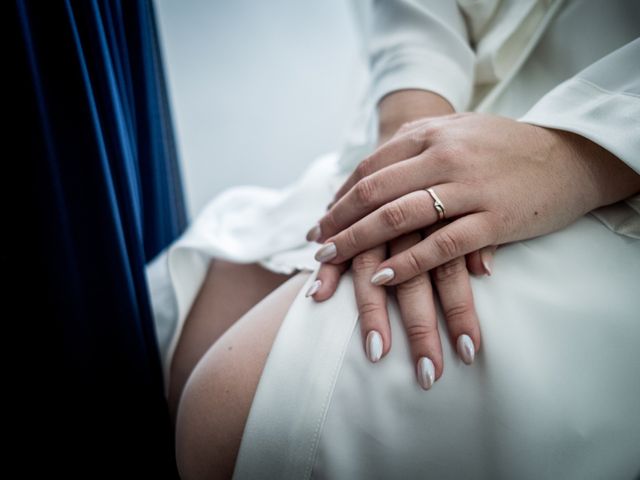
308, 113, 640, 286
306, 226, 491, 390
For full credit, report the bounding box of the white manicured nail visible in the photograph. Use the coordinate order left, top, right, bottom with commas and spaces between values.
315, 242, 337, 262
366, 330, 383, 363
370, 267, 395, 285
416, 357, 435, 390
306, 224, 322, 242
457, 334, 475, 365
305, 279, 322, 297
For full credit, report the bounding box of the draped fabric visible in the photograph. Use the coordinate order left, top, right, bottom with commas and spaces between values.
14, 0, 186, 475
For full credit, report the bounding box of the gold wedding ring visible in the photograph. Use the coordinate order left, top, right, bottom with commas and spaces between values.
425, 187, 446, 221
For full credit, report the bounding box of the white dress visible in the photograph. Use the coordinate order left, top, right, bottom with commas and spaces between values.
147, 0, 640, 477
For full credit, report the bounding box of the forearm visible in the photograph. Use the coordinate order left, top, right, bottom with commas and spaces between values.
377, 89, 455, 145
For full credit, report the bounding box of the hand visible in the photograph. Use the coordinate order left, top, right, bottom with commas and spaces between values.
306, 225, 490, 390
309, 113, 640, 286
305, 93, 495, 389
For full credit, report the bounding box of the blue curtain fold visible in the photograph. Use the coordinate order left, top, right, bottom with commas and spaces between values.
14, 0, 185, 475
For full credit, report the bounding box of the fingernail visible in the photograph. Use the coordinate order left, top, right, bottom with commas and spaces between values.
306, 224, 322, 242
457, 334, 475, 365
370, 267, 395, 285
305, 279, 322, 297
366, 330, 383, 362
315, 242, 337, 262
480, 250, 493, 276
416, 357, 435, 390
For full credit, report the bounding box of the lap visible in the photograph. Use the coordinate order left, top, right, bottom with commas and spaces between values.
233, 215, 640, 479
169, 260, 294, 413
176, 215, 640, 479
175, 271, 309, 479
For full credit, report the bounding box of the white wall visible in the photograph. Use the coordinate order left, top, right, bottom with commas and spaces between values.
154, 0, 366, 219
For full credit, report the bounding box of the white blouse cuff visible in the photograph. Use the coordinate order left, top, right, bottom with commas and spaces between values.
370, 46, 474, 113
519, 76, 640, 239
519, 76, 640, 176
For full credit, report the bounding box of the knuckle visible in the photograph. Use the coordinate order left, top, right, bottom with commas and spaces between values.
380, 203, 407, 232
353, 177, 377, 207
352, 252, 381, 272
405, 249, 424, 276
397, 120, 419, 135
342, 227, 360, 253
404, 323, 437, 343
419, 122, 441, 140
444, 302, 473, 325
358, 300, 384, 318
320, 210, 339, 235
443, 301, 473, 325
355, 157, 373, 180
433, 230, 460, 259
433, 258, 466, 283
434, 143, 464, 170
395, 274, 428, 296
407, 130, 427, 150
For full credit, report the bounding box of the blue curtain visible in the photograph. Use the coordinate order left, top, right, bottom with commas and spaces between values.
14, 0, 185, 475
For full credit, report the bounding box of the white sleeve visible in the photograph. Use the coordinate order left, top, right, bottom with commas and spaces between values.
519, 38, 640, 175
367, 0, 475, 112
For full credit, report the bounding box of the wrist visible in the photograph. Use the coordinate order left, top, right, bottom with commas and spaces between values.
541, 127, 640, 211
377, 89, 454, 145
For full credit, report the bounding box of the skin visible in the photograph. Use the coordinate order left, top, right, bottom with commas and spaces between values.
168, 260, 293, 416
313, 114, 640, 280
175, 267, 309, 479
309, 90, 496, 384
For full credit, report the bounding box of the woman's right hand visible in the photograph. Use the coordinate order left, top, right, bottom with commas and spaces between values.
312, 113, 640, 285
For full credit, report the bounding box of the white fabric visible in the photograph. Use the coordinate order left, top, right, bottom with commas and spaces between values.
151, 154, 346, 385
365, 0, 475, 112
146, 0, 640, 473
519, 39, 640, 237
234, 214, 640, 479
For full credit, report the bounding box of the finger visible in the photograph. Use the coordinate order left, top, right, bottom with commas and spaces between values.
331, 126, 433, 203
465, 250, 484, 276
314, 184, 478, 265
370, 211, 498, 286
352, 245, 391, 363
431, 256, 481, 365
306, 262, 349, 302
316, 152, 451, 242
390, 233, 443, 390
329, 114, 468, 205
480, 245, 497, 275
466, 245, 497, 276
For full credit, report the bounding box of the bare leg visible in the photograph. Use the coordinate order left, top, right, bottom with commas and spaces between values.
175, 272, 310, 480
168, 259, 294, 416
